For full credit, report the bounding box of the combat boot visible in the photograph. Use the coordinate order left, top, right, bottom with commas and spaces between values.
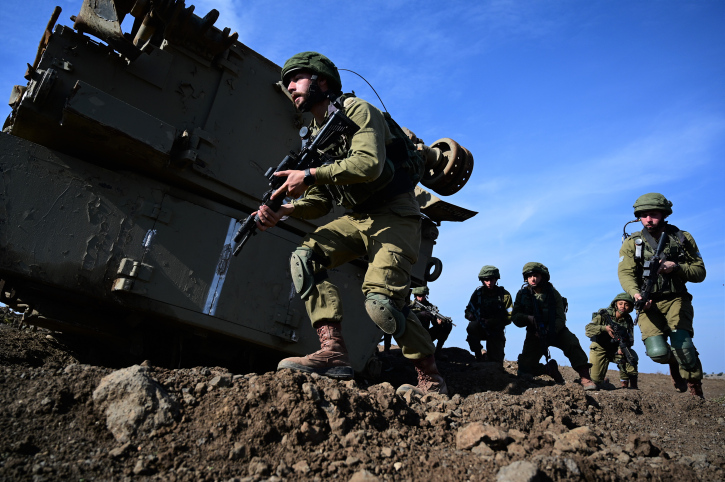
620, 379, 629, 389
396, 355, 448, 396
476, 349, 488, 362
277, 322, 354, 380
545, 359, 565, 384
688, 381, 704, 399
629, 376, 638, 390
575, 366, 597, 391
669, 359, 687, 392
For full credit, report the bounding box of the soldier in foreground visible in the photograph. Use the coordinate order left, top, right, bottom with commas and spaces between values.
585, 293, 639, 389
256, 52, 446, 395
464, 265, 512, 364
618, 193, 706, 397
512, 262, 596, 389
410, 286, 452, 359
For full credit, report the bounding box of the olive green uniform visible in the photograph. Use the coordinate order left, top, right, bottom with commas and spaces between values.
464, 286, 512, 363
618, 224, 706, 381
291, 96, 434, 360
512, 283, 590, 374
585, 306, 637, 384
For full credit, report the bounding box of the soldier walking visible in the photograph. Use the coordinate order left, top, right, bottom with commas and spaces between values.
618, 193, 706, 397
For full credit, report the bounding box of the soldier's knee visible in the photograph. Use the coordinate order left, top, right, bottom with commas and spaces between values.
644, 335, 671, 364
670, 329, 699, 371
365, 293, 406, 338
290, 247, 327, 300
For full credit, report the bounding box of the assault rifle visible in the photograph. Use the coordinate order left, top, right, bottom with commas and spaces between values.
413, 300, 455, 326
232, 102, 359, 255
605, 317, 638, 369
633, 232, 667, 312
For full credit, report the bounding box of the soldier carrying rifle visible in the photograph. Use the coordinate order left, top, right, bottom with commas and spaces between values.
256, 52, 446, 395
585, 293, 639, 389
409, 286, 453, 359
618, 193, 706, 398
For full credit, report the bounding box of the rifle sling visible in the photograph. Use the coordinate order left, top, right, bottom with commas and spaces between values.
640, 227, 662, 253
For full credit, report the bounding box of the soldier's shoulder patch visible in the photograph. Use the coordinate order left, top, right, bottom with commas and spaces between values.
618, 255, 624, 263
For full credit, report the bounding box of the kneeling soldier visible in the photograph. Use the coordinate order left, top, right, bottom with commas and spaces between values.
585, 293, 639, 389
464, 265, 512, 364
512, 262, 595, 389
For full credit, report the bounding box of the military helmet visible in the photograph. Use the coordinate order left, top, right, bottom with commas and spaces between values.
478, 265, 500, 281
633, 193, 673, 218
411, 286, 429, 296
281, 52, 342, 93
522, 262, 550, 282
609, 293, 634, 308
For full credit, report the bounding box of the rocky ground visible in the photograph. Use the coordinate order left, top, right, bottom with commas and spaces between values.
1, 321, 724, 481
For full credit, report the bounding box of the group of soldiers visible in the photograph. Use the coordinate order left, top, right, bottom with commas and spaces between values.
406, 193, 707, 398
255, 51, 707, 399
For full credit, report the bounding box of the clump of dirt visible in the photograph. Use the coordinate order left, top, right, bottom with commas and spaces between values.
1, 324, 724, 481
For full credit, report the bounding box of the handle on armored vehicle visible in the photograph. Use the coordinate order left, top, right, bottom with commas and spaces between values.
232, 106, 359, 256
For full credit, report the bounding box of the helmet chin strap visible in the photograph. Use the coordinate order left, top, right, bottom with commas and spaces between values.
298, 75, 327, 112
298, 75, 343, 112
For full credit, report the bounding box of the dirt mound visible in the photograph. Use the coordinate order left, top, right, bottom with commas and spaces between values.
1, 325, 724, 481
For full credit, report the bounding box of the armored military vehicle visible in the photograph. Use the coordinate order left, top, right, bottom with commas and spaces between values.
0, 0, 476, 374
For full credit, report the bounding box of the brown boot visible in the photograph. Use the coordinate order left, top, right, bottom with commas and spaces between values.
620, 380, 629, 389
688, 381, 704, 398
545, 359, 565, 384
277, 322, 353, 380
396, 355, 448, 396
576, 366, 597, 391
629, 376, 638, 390
669, 359, 687, 392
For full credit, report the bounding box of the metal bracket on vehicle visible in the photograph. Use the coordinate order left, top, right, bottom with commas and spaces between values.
112, 258, 154, 294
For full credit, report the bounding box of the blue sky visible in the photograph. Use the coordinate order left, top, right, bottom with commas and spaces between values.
1, 1, 723, 375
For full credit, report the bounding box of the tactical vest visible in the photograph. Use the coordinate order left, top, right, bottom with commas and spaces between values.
516, 283, 559, 341
630, 224, 689, 296
470, 286, 508, 321
318, 94, 425, 210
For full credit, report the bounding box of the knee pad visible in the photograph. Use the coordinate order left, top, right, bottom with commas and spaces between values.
290, 247, 325, 300
365, 293, 406, 338
644, 335, 671, 364
670, 329, 699, 372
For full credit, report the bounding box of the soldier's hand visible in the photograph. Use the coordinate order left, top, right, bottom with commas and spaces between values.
255, 203, 294, 231
271, 169, 313, 200
658, 260, 678, 274
605, 325, 615, 338
633, 293, 652, 311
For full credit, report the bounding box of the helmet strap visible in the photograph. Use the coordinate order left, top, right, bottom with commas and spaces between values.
298, 74, 327, 112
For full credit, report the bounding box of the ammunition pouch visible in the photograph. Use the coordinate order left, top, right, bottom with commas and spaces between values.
365, 293, 406, 338
670, 329, 698, 372
644, 335, 672, 364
